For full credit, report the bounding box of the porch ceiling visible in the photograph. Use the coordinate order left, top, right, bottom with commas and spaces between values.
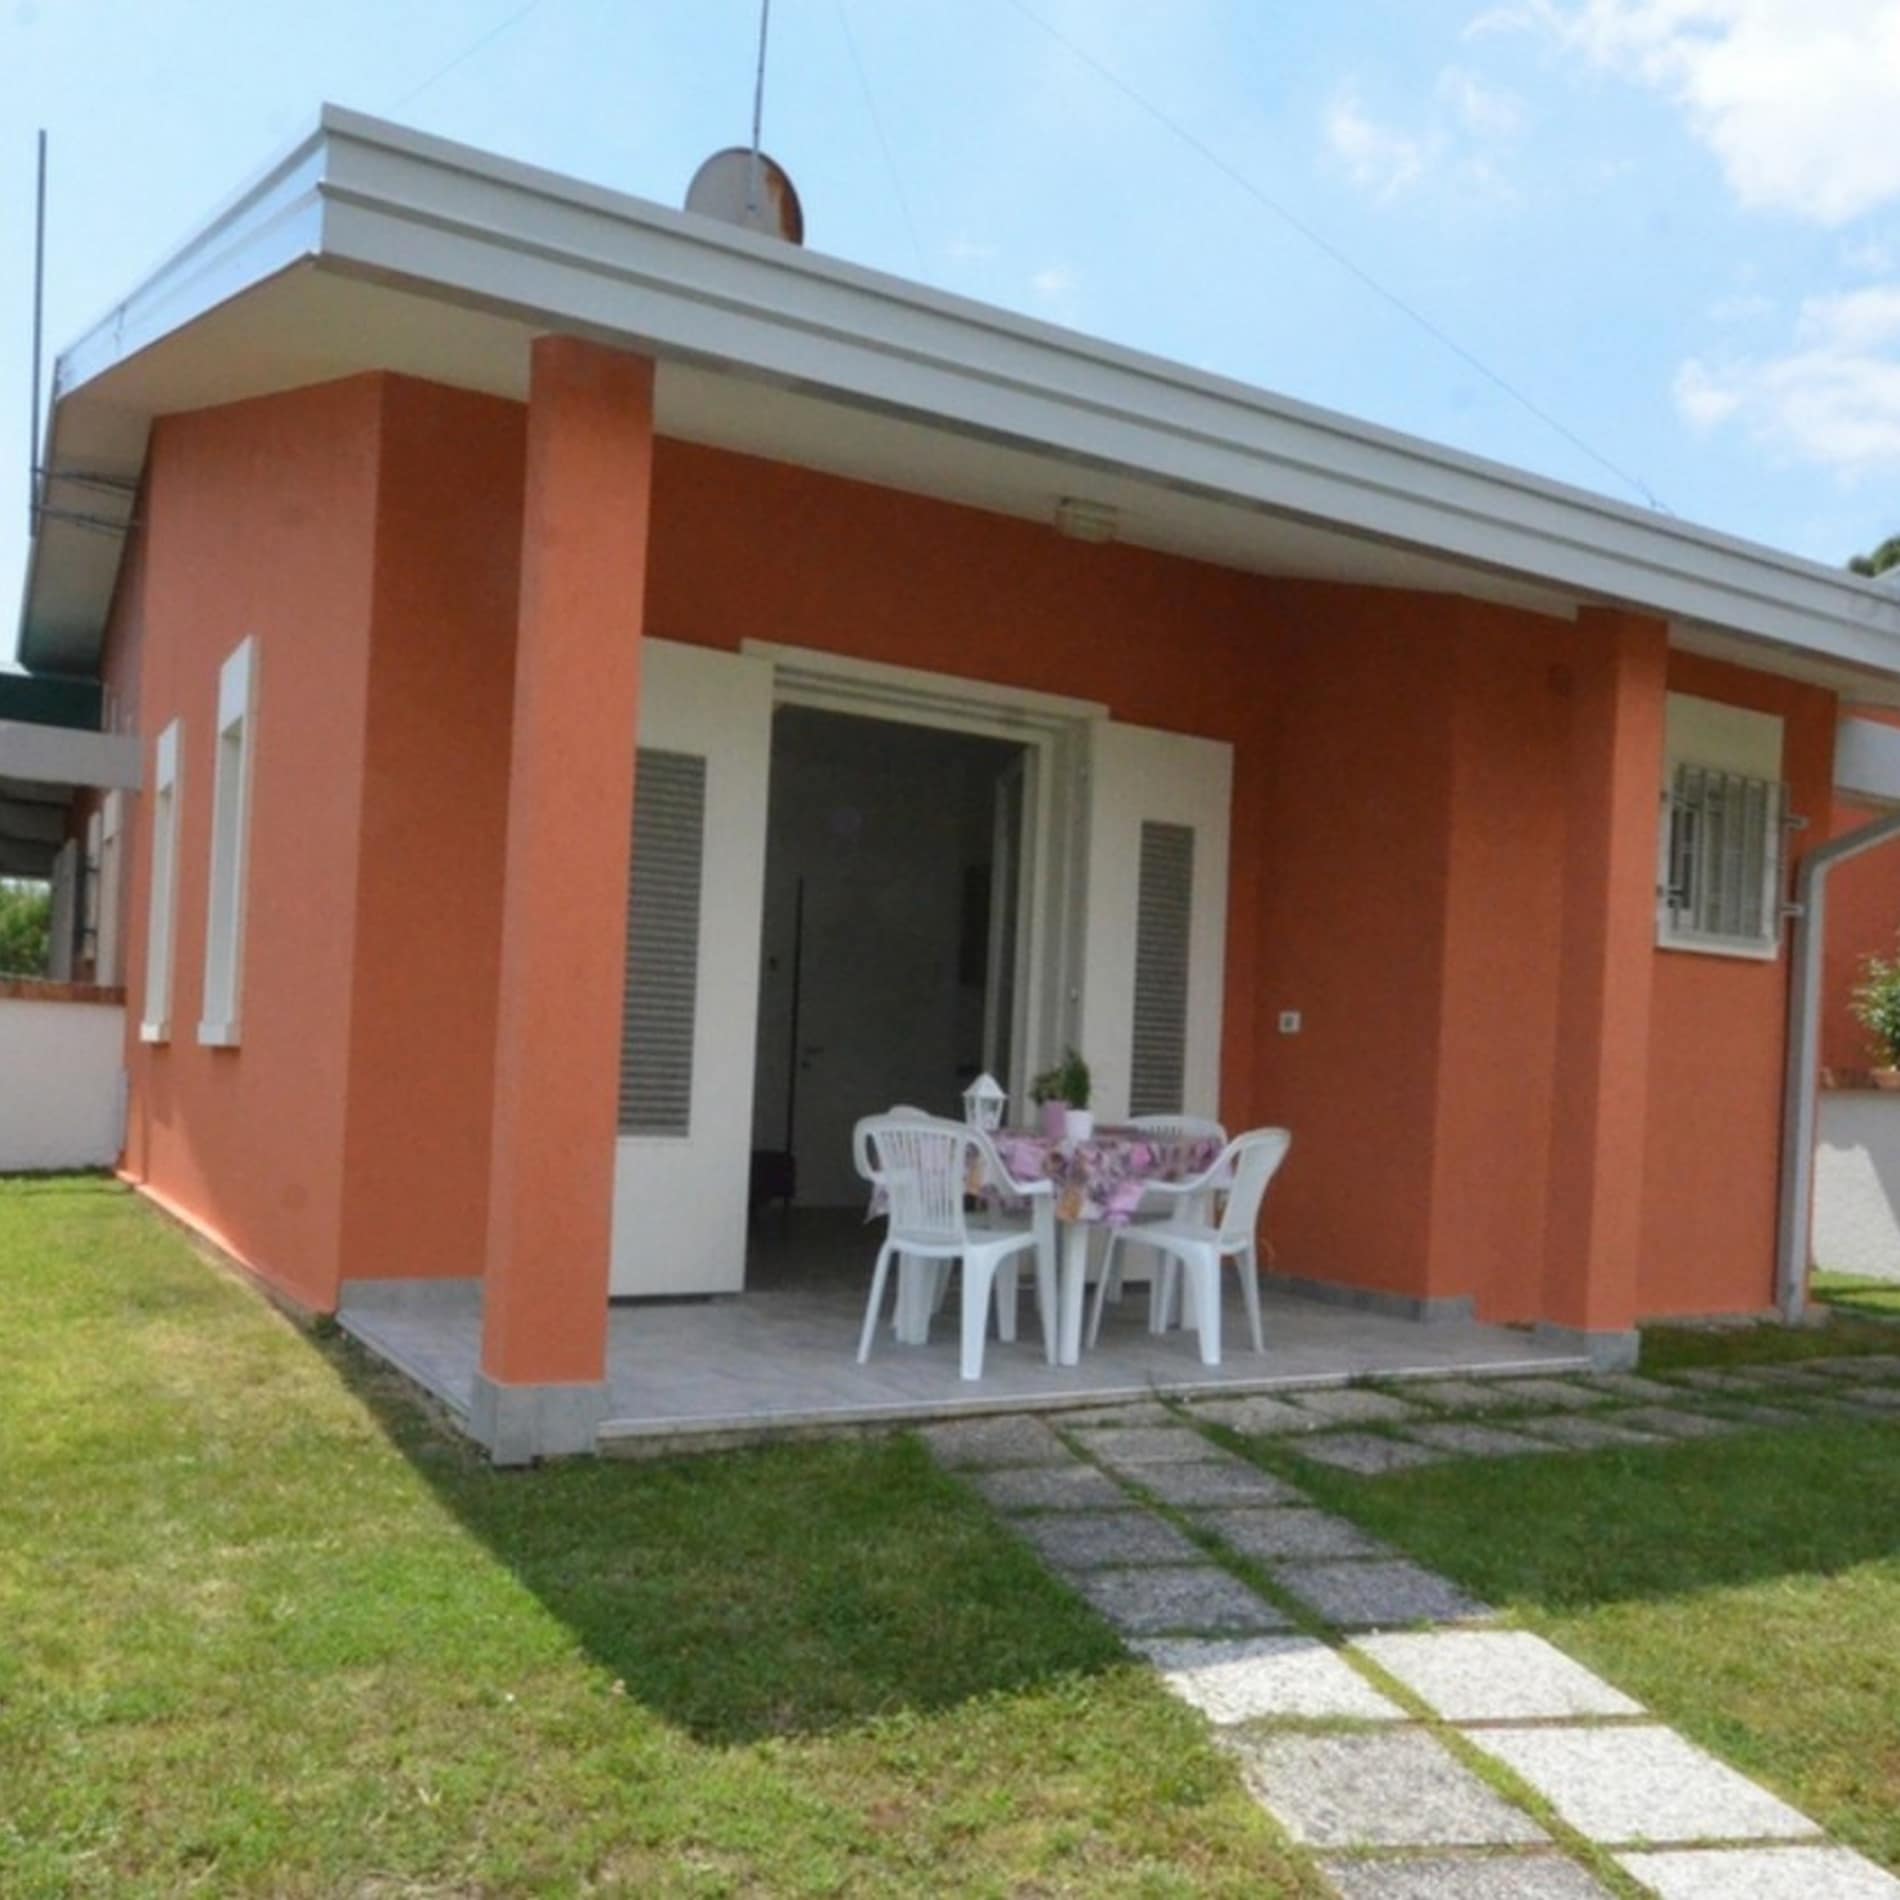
22, 106, 1900, 703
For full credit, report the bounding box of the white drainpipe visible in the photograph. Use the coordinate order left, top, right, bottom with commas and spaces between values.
1776, 805, 1900, 1320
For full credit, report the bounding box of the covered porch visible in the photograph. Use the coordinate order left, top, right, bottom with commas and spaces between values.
338, 1213, 1592, 1456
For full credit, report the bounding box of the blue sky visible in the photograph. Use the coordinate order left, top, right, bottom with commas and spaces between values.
5, 0, 1900, 668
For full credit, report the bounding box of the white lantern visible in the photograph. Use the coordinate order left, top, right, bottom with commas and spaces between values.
962, 1072, 1007, 1132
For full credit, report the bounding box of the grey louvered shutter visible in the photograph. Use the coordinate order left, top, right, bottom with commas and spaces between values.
1128, 820, 1194, 1117
619, 749, 706, 1135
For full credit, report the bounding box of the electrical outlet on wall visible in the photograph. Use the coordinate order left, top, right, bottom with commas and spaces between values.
1278, 1010, 1302, 1035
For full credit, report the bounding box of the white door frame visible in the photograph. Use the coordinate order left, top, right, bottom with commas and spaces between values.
743, 641, 1103, 1107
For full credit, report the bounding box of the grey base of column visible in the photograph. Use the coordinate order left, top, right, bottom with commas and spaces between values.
1532, 1323, 1641, 1371
469, 1373, 610, 1465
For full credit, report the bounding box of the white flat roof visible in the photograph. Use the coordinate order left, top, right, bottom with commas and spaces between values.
21, 105, 1900, 696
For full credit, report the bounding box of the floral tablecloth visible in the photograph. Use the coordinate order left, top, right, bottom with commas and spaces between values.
987, 1126, 1224, 1226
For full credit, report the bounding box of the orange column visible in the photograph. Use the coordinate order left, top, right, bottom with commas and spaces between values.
1540, 608, 1667, 1361
473, 336, 655, 1462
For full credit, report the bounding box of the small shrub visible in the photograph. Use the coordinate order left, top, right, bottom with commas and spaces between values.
1851, 945, 1900, 1067
0, 880, 51, 977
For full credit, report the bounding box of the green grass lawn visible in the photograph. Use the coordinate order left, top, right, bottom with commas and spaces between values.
1814, 1270, 1900, 1323
1276, 1362, 1900, 1874
0, 1177, 1322, 1899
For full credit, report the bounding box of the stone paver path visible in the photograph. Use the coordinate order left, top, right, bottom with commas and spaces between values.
934, 1363, 1900, 1899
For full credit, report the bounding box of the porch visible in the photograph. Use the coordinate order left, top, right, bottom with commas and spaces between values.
338, 1214, 1591, 1456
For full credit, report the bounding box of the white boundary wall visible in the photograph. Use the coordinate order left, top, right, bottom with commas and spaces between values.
1814, 1089, 1900, 1280
0, 992, 125, 1172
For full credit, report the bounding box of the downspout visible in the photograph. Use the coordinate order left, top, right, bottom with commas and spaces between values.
1775, 806, 1900, 1320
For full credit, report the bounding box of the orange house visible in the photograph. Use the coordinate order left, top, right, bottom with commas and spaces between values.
11, 109, 1900, 1460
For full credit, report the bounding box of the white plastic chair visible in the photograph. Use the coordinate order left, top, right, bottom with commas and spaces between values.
1091, 1115, 1228, 1334
853, 1113, 1057, 1380
1088, 1128, 1290, 1365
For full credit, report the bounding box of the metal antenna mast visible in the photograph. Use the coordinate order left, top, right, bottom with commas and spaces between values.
29, 129, 46, 535
746, 0, 772, 222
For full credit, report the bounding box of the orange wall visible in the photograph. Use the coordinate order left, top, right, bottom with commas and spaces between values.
337, 380, 526, 1283
102, 370, 1838, 1335
117, 378, 383, 1310
1638, 651, 1836, 1318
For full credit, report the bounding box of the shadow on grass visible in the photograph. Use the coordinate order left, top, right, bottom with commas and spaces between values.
1813, 1273, 1900, 1325
324, 1329, 1125, 1747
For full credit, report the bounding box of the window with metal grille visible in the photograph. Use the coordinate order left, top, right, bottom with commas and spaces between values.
619, 749, 706, 1136
1129, 820, 1195, 1116
1658, 762, 1785, 958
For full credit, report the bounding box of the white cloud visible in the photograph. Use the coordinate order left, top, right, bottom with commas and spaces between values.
1325, 67, 1527, 203
1675, 285, 1900, 473
1326, 93, 1430, 199
1526, 1, 1900, 225
1707, 290, 1774, 322
1030, 263, 1079, 299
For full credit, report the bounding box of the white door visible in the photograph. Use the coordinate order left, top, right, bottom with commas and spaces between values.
610, 640, 773, 1296
1077, 720, 1233, 1124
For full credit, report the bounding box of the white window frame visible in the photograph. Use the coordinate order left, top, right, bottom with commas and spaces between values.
199, 638, 258, 1046
97, 790, 124, 986
1656, 692, 1787, 962
141, 721, 183, 1042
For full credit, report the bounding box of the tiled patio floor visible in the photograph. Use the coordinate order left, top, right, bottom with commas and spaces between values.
336, 1215, 1589, 1451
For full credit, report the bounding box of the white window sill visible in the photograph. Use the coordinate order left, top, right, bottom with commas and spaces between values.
197, 1020, 242, 1048
138, 1020, 169, 1045
1656, 933, 1779, 964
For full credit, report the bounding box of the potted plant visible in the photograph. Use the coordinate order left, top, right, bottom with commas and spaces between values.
1030, 1048, 1095, 1142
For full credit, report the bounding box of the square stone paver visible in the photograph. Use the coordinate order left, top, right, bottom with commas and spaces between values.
1324, 1854, 1614, 1898
969, 1463, 1131, 1512
1403, 1378, 1537, 1413
1617, 1846, 1900, 1898
1053, 1400, 1178, 1427
1810, 1354, 1900, 1382
1129, 1459, 1306, 1508
1290, 1387, 1424, 1426
1074, 1425, 1223, 1467
1702, 1402, 1813, 1429
1134, 1633, 1403, 1723
1481, 1378, 1604, 1411
1404, 1422, 1553, 1459
1583, 1372, 1683, 1403
1015, 1509, 1205, 1571
1515, 1414, 1673, 1451
1741, 1365, 1843, 1392
1188, 1393, 1321, 1435
1274, 1560, 1492, 1630
1294, 1433, 1453, 1476
1466, 1725, 1822, 1845
1072, 1563, 1290, 1635
1192, 1505, 1392, 1562
1833, 1384, 1900, 1410
1613, 1407, 1741, 1441
1354, 1630, 1643, 1721
1233, 1730, 1547, 1847
921, 1415, 1071, 1468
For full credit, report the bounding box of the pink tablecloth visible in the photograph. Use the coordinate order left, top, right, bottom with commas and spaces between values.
988, 1126, 1224, 1226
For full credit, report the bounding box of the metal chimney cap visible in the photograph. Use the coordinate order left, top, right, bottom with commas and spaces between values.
685, 147, 805, 244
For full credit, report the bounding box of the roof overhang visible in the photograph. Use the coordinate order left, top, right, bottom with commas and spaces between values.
21, 105, 1900, 697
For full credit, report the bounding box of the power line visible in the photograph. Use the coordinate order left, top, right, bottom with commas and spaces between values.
835, 0, 930, 281
389, 0, 557, 115
997, 0, 1672, 515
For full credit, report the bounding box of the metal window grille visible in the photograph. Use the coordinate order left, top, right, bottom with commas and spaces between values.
1659, 762, 1785, 955
619, 749, 706, 1136
1129, 820, 1195, 1116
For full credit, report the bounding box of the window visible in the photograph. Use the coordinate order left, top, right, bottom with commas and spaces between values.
97, 792, 123, 986
199, 638, 257, 1046
141, 722, 182, 1042
1656, 693, 1787, 960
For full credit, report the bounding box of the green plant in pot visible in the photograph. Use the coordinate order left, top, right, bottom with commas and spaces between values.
1852, 944, 1900, 1071
1030, 1048, 1094, 1141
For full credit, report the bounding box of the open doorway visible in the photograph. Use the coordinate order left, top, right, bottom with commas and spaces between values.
748, 705, 1029, 1279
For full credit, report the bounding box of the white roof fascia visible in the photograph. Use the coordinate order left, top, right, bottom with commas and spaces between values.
0, 721, 141, 791
44, 105, 1900, 681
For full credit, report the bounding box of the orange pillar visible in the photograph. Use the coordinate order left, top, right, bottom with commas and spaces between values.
472, 336, 655, 1462
1539, 608, 1667, 1364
